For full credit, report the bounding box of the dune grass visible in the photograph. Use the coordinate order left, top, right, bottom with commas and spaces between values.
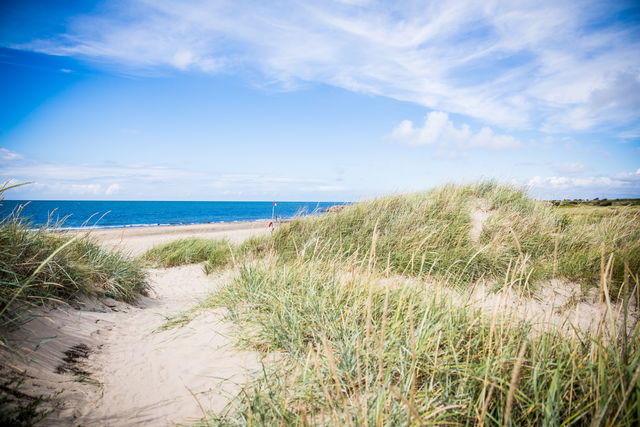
128, 182, 640, 424
141, 237, 235, 270
207, 261, 639, 425
194, 182, 639, 425
140, 235, 271, 273
0, 183, 148, 334
557, 204, 640, 221
271, 181, 640, 296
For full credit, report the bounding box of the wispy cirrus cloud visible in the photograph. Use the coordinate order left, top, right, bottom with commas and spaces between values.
15, 0, 640, 133
0, 148, 23, 161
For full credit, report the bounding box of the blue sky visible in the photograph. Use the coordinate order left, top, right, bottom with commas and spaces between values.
1, 0, 639, 201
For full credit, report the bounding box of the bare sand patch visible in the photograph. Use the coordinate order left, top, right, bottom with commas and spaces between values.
2, 237, 261, 426
469, 199, 492, 243
83, 221, 271, 256
74, 265, 259, 426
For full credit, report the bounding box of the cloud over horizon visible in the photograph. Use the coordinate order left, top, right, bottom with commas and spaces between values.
0, 148, 350, 201
2, 147, 637, 200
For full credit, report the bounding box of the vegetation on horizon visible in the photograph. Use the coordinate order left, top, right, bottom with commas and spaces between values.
551, 197, 640, 207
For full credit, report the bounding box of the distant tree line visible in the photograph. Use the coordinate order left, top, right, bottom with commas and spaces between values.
550, 198, 640, 207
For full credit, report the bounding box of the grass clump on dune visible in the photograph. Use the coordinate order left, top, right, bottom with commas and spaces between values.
141, 235, 271, 272
272, 181, 639, 294
0, 183, 148, 333
141, 237, 235, 272
209, 261, 639, 425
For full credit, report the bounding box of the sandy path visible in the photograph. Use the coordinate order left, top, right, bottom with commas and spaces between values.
73, 265, 258, 426
3, 264, 258, 426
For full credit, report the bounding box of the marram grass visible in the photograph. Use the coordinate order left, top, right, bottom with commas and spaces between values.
141, 237, 234, 271
271, 181, 640, 295
194, 182, 639, 426
0, 182, 148, 334
140, 235, 271, 273
99, 181, 639, 425
207, 261, 639, 426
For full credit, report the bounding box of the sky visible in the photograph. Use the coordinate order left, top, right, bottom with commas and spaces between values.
0, 0, 639, 201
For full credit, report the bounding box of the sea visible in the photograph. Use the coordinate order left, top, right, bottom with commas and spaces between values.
0, 200, 346, 230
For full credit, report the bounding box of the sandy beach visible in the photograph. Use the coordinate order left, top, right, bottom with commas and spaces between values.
84, 220, 271, 256
3, 222, 270, 425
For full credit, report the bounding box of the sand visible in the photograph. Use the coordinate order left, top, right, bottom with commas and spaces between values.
469, 200, 492, 243
2, 223, 266, 426
83, 220, 271, 256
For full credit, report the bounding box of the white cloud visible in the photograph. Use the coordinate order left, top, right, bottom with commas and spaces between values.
617, 129, 640, 140
27, 182, 105, 196
69, 183, 103, 195
469, 127, 520, 150
171, 49, 194, 70
391, 111, 520, 150
105, 183, 122, 195
0, 150, 346, 199
0, 162, 195, 182
0, 148, 23, 161
15, 0, 640, 132
615, 168, 640, 181
541, 71, 640, 131
528, 176, 615, 189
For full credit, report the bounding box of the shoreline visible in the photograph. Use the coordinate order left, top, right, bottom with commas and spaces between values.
52, 217, 276, 232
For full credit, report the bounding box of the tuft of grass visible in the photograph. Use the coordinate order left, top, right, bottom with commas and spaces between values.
141, 235, 272, 273
0, 363, 55, 427
141, 237, 234, 270
236, 235, 272, 258
67, 238, 149, 302
73, 373, 103, 388
1, 181, 148, 421
156, 310, 198, 332
208, 261, 640, 426
0, 182, 148, 334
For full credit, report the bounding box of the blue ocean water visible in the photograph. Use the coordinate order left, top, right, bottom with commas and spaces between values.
0, 200, 346, 229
